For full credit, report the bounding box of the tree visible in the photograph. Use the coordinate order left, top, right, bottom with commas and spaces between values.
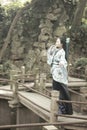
71, 0, 87, 31
0, 0, 86, 62
0, 4, 30, 62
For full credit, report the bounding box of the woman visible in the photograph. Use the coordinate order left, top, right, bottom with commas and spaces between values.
47, 37, 73, 115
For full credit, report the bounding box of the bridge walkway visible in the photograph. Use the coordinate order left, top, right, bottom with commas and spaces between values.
0, 76, 87, 130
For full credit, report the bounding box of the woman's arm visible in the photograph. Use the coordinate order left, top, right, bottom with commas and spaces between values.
59, 49, 67, 68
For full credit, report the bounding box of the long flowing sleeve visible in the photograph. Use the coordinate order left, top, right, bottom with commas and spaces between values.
51, 48, 68, 85
47, 45, 56, 66
59, 50, 67, 68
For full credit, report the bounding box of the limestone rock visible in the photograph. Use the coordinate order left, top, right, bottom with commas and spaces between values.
46, 13, 57, 21
38, 34, 49, 42
39, 20, 53, 28
41, 28, 52, 35
54, 25, 67, 37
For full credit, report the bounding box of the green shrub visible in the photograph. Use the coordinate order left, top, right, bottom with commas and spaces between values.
74, 58, 87, 68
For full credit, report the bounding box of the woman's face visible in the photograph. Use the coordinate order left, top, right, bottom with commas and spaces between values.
55, 38, 62, 48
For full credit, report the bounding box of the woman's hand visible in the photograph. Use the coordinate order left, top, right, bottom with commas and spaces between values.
59, 63, 64, 67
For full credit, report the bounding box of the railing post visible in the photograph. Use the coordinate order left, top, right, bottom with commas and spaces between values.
9, 70, 19, 130
39, 73, 46, 92
10, 69, 15, 90
43, 125, 58, 130
85, 65, 87, 81
9, 69, 19, 106
34, 68, 40, 90
50, 90, 59, 123
21, 66, 25, 84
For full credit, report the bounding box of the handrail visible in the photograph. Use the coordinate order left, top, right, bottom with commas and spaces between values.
0, 78, 87, 105
57, 99, 87, 105
22, 83, 51, 99
1, 75, 87, 128
0, 120, 87, 129
56, 114, 87, 120
69, 88, 82, 96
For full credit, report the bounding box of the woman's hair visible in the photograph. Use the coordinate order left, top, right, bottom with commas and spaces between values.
60, 36, 66, 45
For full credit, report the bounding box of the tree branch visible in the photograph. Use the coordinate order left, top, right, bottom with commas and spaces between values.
0, 4, 30, 62
71, 0, 87, 31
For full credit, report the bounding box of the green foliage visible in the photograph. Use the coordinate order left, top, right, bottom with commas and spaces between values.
82, 18, 87, 25
70, 24, 87, 43
74, 58, 87, 68
3, 60, 11, 72
0, 1, 22, 47
0, 62, 11, 85
3, 1, 23, 21
4, 1, 23, 12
